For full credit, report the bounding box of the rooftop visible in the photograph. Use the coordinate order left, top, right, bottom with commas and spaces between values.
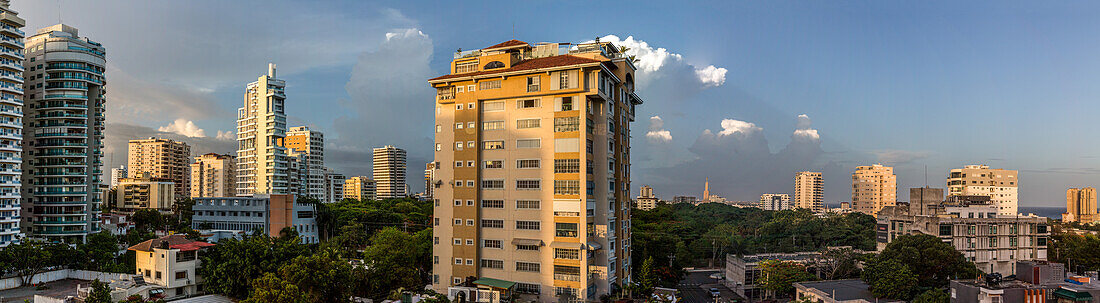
429, 54, 602, 81
128, 234, 214, 252
796, 279, 904, 303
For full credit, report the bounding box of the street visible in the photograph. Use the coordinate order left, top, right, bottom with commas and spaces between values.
676, 269, 744, 303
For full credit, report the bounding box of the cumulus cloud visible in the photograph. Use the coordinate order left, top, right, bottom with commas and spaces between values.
646, 116, 673, 143
594, 35, 728, 93
215, 130, 235, 141
718, 119, 762, 137
694, 65, 728, 87
792, 114, 821, 140
158, 119, 207, 138
104, 123, 238, 172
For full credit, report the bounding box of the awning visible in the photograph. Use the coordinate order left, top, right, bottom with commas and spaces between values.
550, 241, 584, 249
586, 241, 602, 250
1054, 289, 1093, 301
511, 238, 543, 246
473, 277, 516, 290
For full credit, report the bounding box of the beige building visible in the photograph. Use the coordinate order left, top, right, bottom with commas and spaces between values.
128, 138, 190, 199
947, 165, 1019, 216
794, 171, 823, 213
286, 126, 324, 200
128, 235, 215, 299
636, 185, 658, 210
190, 153, 235, 198
344, 176, 376, 201
373, 145, 406, 199
851, 164, 896, 216
116, 172, 175, 212
425, 162, 437, 199
236, 63, 289, 196
759, 193, 791, 211
428, 39, 642, 301
1063, 187, 1097, 223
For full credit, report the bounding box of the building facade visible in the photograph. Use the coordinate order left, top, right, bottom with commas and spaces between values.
128, 235, 215, 300
373, 145, 407, 199
1063, 187, 1097, 223
851, 164, 896, 217
323, 169, 345, 202
344, 176, 376, 201
190, 153, 235, 198
759, 193, 791, 211
425, 162, 437, 199
947, 165, 1019, 216
428, 39, 641, 301
127, 137, 190, 199
909, 186, 944, 216
0, 2, 21, 246
110, 165, 126, 187
236, 63, 288, 196
191, 194, 318, 244
285, 126, 324, 200
115, 172, 175, 212
23, 24, 106, 243
794, 171, 823, 213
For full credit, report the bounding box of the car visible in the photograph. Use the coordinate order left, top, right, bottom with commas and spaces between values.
710, 288, 720, 297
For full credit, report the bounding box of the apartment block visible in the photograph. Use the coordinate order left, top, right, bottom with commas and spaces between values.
344, 176, 376, 201
236, 63, 288, 196
190, 153, 235, 198
876, 203, 1049, 276
1063, 187, 1097, 224
759, 193, 791, 211
794, 171, 823, 213
428, 39, 642, 302
191, 194, 318, 244
110, 165, 126, 188
947, 165, 1019, 216
851, 164, 896, 217
373, 145, 406, 199
128, 137, 190, 199
285, 126, 324, 200
425, 162, 437, 199
635, 185, 658, 211
23, 24, 106, 243
0, 2, 21, 246
323, 169, 345, 202
115, 172, 175, 213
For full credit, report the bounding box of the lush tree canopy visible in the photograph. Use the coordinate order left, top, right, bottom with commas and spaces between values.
758, 260, 816, 298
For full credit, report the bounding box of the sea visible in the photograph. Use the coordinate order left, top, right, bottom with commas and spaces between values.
823, 203, 1066, 219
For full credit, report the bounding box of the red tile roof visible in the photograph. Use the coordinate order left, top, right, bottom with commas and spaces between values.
484, 39, 528, 50
128, 234, 215, 252
429, 55, 602, 82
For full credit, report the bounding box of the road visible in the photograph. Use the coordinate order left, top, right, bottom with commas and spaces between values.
676, 269, 744, 303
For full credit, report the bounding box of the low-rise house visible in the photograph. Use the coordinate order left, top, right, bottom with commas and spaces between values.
128, 234, 215, 300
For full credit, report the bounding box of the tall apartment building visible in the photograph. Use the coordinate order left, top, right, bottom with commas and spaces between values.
636, 185, 658, 211
115, 172, 175, 213
236, 63, 288, 196
425, 162, 437, 199
758, 193, 791, 211
428, 39, 642, 301
344, 176, 376, 201
110, 165, 126, 187
851, 164, 897, 217
285, 126, 323, 200
190, 153, 235, 198
793, 171, 823, 213
0, 2, 21, 246
372, 145, 406, 199
23, 24, 106, 243
947, 165, 1019, 216
323, 169, 345, 203
128, 138, 190, 199
1063, 187, 1097, 223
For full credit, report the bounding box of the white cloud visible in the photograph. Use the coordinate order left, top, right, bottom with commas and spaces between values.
718, 119, 762, 137
792, 114, 821, 140
872, 150, 931, 165
694, 65, 728, 87
215, 130, 235, 141
158, 119, 207, 138
646, 116, 673, 143
793, 129, 820, 140
594, 35, 728, 90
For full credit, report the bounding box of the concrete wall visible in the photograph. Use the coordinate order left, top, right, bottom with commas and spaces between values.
0, 269, 126, 290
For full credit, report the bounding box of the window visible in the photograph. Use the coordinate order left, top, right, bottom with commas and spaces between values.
455, 61, 477, 73
482, 179, 504, 189
1037, 237, 1048, 246
554, 117, 580, 132
517, 200, 540, 209
468, 85, 475, 92
437, 87, 454, 100
454, 161, 463, 167
554, 265, 581, 281
517, 139, 541, 149
466, 259, 474, 265
454, 219, 462, 225
518, 99, 539, 108
456, 86, 464, 93
175, 271, 187, 280
555, 159, 580, 173
939, 224, 952, 236
481, 200, 504, 208
554, 138, 580, 153
467, 180, 475, 187
554, 180, 581, 195
455, 122, 463, 129
555, 223, 578, 237
560, 72, 570, 89
466, 239, 474, 245
517, 159, 540, 169
517, 179, 541, 190
483, 239, 503, 249
466, 219, 475, 226
481, 219, 504, 228
484, 61, 505, 70
556, 97, 575, 111
480, 259, 504, 269
479, 79, 502, 90
483, 121, 505, 130
436, 125, 441, 133
516, 262, 541, 272
455, 200, 462, 206
435, 143, 442, 151
517, 244, 540, 251
482, 101, 504, 112
156, 271, 162, 280
527, 76, 540, 92
468, 122, 475, 128
516, 283, 541, 295
516, 118, 541, 129
483, 141, 504, 150
484, 160, 503, 169
554, 248, 580, 260
517, 221, 541, 230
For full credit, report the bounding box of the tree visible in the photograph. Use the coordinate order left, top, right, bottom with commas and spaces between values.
0, 240, 58, 286
76, 232, 127, 273
876, 234, 978, 288
83, 279, 113, 303
815, 247, 862, 280
359, 227, 429, 300
199, 232, 309, 298
757, 260, 815, 298
913, 289, 950, 303
172, 198, 196, 229
862, 259, 917, 300
638, 257, 657, 293
244, 273, 312, 303
277, 249, 355, 302
132, 209, 167, 232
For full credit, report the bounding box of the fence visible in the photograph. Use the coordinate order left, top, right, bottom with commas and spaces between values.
0, 269, 131, 291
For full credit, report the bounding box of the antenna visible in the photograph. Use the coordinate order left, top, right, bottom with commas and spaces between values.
57, 0, 62, 23
924, 165, 928, 187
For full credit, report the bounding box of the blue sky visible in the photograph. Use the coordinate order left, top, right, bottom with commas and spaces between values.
14, 0, 1100, 207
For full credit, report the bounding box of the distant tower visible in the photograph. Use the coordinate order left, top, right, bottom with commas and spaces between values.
702, 177, 711, 203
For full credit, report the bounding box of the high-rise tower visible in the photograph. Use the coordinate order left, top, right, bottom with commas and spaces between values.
428, 39, 642, 301
285, 126, 324, 200
372, 145, 406, 199
23, 24, 106, 243
236, 63, 288, 196
793, 171, 823, 212
127, 138, 190, 199
851, 164, 897, 216
1063, 187, 1097, 223
0, 1, 21, 246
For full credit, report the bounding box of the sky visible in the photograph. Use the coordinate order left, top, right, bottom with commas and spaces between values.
13, 0, 1100, 208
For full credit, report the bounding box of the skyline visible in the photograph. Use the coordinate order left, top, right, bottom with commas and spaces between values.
13, 1, 1100, 207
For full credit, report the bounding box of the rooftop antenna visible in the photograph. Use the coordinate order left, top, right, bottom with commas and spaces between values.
57, 0, 62, 24
924, 165, 928, 187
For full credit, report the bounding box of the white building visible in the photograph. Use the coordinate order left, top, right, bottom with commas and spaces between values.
373, 145, 406, 199
236, 63, 288, 196
759, 193, 791, 211
947, 164, 1019, 216
0, 2, 21, 246
324, 168, 345, 203
286, 126, 324, 200
110, 165, 127, 188
128, 234, 216, 299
